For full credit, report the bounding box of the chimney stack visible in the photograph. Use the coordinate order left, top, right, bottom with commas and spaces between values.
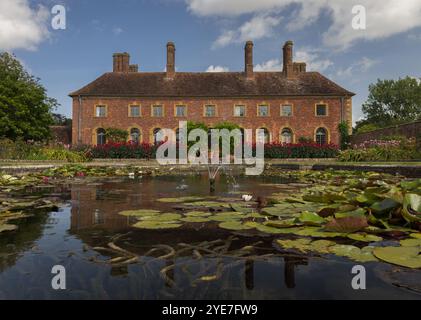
282, 41, 294, 78
166, 42, 175, 79
129, 64, 139, 72
245, 41, 254, 79
113, 52, 130, 73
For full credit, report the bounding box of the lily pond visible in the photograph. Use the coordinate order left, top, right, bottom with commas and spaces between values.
0, 165, 421, 300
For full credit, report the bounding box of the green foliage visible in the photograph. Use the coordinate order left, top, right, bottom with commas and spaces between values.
104, 128, 128, 143
298, 136, 313, 143
0, 52, 57, 141
355, 123, 380, 134
338, 121, 350, 150
0, 138, 88, 162
361, 77, 421, 128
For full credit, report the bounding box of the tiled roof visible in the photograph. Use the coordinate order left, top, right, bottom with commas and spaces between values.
69, 71, 355, 97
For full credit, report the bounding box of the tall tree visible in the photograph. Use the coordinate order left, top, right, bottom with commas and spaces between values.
360, 77, 421, 129
0, 52, 57, 141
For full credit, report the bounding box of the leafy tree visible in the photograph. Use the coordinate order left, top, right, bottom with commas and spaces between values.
0, 52, 57, 141
360, 77, 421, 128
52, 113, 72, 126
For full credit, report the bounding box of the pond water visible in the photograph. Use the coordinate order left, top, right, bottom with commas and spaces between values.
0, 175, 420, 300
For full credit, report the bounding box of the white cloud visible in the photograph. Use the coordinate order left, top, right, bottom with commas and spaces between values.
187, 0, 421, 50
254, 47, 333, 72
0, 0, 50, 51
255, 59, 282, 71
295, 48, 333, 72
206, 65, 229, 72
112, 27, 124, 36
336, 57, 378, 77
212, 14, 281, 48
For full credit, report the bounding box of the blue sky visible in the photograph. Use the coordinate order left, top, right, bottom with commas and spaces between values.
3, 0, 421, 124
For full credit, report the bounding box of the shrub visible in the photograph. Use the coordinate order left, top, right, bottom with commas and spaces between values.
0, 139, 89, 162
264, 143, 339, 159
90, 142, 159, 159
105, 128, 129, 143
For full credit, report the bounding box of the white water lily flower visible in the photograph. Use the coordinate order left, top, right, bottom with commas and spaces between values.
242, 195, 253, 202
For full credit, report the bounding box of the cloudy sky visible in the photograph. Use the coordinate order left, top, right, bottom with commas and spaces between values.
2, 0, 421, 123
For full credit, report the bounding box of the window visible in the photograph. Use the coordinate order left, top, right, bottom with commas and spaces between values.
153, 128, 164, 145
129, 105, 140, 117
205, 105, 216, 117
152, 105, 163, 117
175, 105, 186, 117
96, 128, 106, 145
258, 128, 270, 144
258, 105, 269, 117
234, 105, 246, 117
281, 105, 293, 117
316, 128, 328, 145
130, 128, 141, 143
95, 105, 107, 117
316, 104, 327, 116
281, 128, 293, 144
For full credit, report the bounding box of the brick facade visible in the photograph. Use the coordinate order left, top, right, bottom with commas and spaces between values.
70, 40, 354, 146
72, 96, 351, 145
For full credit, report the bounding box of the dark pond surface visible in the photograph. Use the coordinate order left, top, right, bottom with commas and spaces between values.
0, 175, 420, 300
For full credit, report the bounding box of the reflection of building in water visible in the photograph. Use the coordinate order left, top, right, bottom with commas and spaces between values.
284, 257, 308, 289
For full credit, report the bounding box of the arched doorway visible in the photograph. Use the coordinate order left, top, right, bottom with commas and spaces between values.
281, 128, 293, 144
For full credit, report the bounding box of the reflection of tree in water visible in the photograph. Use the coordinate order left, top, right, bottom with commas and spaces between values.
75, 230, 309, 297
0, 214, 49, 273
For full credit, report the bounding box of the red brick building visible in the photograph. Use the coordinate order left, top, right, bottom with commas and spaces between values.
69, 41, 354, 146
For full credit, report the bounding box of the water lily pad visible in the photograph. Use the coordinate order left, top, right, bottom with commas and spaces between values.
184, 211, 211, 217
118, 209, 161, 217
347, 233, 383, 242
295, 227, 346, 238
265, 219, 300, 228
325, 216, 368, 233
218, 221, 253, 231
335, 208, 366, 219
0, 224, 18, 233
139, 213, 182, 221
133, 221, 182, 229
399, 238, 421, 247
329, 244, 377, 262
373, 246, 421, 268
185, 201, 230, 208
157, 196, 206, 203
230, 203, 254, 213
276, 238, 312, 253
371, 198, 400, 215
298, 211, 325, 226
402, 194, 421, 223
180, 216, 210, 223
